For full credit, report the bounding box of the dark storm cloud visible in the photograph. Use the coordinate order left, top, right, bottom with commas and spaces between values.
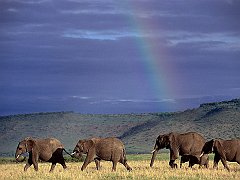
0, 0, 240, 115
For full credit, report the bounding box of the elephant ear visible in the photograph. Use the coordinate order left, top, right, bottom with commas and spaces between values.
213, 140, 226, 160
82, 140, 94, 153
169, 133, 178, 159
25, 138, 36, 152
209, 139, 215, 152
213, 140, 226, 159
202, 139, 214, 154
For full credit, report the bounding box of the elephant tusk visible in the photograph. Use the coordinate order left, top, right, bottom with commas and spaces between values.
71, 152, 76, 156
199, 153, 204, 157
151, 149, 156, 153
16, 155, 20, 159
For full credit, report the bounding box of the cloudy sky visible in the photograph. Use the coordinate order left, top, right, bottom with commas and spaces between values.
0, 0, 240, 115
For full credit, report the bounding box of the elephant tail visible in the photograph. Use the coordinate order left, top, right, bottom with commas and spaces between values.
63, 148, 73, 157
123, 148, 127, 162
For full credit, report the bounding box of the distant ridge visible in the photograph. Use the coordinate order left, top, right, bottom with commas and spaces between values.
199, 98, 240, 108
0, 111, 75, 118
0, 98, 240, 156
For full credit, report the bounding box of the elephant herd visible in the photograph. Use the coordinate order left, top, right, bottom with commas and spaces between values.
15, 132, 240, 172
15, 137, 131, 172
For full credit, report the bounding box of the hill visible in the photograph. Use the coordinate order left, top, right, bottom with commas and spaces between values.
0, 98, 240, 156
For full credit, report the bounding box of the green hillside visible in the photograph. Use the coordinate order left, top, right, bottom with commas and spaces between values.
120, 99, 240, 153
0, 98, 240, 156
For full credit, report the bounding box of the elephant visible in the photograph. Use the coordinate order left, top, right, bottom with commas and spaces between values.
180, 154, 209, 168
15, 137, 70, 172
150, 132, 206, 168
201, 139, 240, 171
72, 137, 132, 171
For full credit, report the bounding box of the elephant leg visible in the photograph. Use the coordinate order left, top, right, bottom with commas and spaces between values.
60, 161, 67, 170
24, 154, 33, 171
180, 158, 183, 168
33, 162, 38, 171
220, 158, 230, 172
123, 161, 132, 171
51, 148, 67, 170
188, 162, 193, 168
205, 163, 209, 168
58, 153, 67, 170
94, 158, 101, 170
180, 156, 189, 168
125, 162, 132, 171
81, 161, 90, 171
81, 155, 94, 171
169, 150, 178, 168
119, 158, 132, 171
169, 160, 177, 168
189, 159, 195, 168
213, 155, 221, 169
32, 158, 38, 171
31, 152, 39, 171
32, 162, 38, 171
112, 161, 117, 171
198, 159, 205, 169
24, 162, 32, 171
49, 163, 56, 172
205, 160, 209, 169
180, 163, 182, 168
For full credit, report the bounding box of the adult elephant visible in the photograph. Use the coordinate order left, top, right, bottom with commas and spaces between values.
150, 132, 206, 168
15, 137, 70, 172
201, 139, 240, 171
72, 137, 132, 171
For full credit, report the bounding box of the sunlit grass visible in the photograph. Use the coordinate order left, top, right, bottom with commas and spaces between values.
1, 156, 240, 179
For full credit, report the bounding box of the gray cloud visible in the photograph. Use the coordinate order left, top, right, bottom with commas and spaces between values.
0, 0, 240, 115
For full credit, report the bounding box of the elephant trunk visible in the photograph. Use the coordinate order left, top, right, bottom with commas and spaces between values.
15, 151, 28, 162
15, 153, 26, 162
71, 152, 76, 157
71, 151, 83, 159
150, 145, 159, 167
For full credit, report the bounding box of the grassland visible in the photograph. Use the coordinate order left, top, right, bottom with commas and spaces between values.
1, 154, 240, 180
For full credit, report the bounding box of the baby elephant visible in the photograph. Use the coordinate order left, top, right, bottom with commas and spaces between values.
15, 137, 68, 172
72, 137, 132, 171
180, 154, 209, 168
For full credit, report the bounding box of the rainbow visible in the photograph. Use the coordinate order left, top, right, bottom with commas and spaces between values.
125, 1, 177, 109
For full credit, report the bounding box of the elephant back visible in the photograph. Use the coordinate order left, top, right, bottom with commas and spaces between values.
177, 132, 206, 156
108, 137, 124, 148
95, 137, 125, 160
98, 137, 124, 148
48, 138, 64, 150
36, 138, 64, 153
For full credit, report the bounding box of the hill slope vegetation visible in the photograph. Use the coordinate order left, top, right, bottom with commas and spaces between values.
0, 98, 240, 156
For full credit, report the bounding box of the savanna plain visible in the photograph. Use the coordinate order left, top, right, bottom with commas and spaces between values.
1, 154, 240, 180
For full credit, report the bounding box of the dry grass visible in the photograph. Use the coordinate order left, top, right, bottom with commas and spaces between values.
1, 159, 240, 180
